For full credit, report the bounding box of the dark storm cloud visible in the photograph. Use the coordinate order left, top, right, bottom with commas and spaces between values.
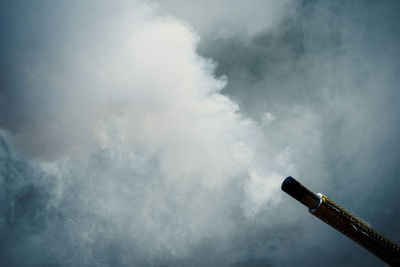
1, 0, 400, 266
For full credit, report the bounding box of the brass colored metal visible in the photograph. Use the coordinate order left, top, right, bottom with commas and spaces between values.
282, 177, 400, 266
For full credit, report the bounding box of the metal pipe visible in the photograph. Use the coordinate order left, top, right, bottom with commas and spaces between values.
282, 176, 400, 266
281, 176, 321, 210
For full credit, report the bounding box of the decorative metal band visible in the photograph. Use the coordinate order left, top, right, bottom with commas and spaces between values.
311, 194, 400, 266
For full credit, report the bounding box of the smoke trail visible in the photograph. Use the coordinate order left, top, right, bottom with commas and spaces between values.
0, 1, 292, 266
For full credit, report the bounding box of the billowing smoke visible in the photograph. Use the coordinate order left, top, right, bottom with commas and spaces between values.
2, 0, 400, 266
0, 1, 293, 266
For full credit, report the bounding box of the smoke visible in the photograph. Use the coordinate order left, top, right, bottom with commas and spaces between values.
155, 0, 297, 40
181, 0, 400, 266
2, 0, 400, 266
0, 1, 293, 266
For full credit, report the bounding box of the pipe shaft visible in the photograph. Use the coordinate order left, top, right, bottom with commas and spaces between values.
282, 177, 400, 266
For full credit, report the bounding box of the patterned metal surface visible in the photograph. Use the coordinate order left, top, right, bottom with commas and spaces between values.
311, 195, 400, 266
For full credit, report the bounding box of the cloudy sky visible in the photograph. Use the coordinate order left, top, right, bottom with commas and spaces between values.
1, 0, 399, 266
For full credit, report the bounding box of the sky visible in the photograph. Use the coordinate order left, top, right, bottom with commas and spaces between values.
0, 0, 399, 266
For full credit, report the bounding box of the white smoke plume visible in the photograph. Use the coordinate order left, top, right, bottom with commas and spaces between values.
0, 1, 293, 265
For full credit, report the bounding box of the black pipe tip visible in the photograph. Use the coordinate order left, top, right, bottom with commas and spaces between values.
281, 176, 298, 192
281, 176, 321, 209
